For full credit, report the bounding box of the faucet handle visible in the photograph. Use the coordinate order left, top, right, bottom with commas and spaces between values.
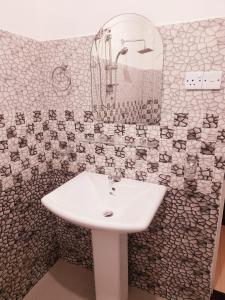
108, 168, 124, 183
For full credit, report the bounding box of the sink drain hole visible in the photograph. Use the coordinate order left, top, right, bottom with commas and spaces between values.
103, 211, 114, 218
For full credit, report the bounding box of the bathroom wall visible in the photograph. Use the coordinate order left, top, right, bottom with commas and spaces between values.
0, 17, 225, 300
0, 32, 93, 300
29, 17, 225, 300
0, 31, 60, 300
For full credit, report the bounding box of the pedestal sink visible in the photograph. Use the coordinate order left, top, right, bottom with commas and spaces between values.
41, 171, 166, 300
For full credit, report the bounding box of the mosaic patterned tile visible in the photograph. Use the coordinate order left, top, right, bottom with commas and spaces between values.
0, 171, 60, 300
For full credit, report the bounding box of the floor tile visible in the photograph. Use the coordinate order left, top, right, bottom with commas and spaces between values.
23, 259, 165, 300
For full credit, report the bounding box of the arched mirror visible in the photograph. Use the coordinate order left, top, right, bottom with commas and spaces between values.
90, 13, 163, 125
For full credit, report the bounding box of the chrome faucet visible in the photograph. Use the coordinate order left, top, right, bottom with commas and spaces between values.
108, 168, 123, 183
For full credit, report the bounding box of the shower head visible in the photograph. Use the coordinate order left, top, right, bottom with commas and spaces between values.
115, 47, 128, 63
120, 47, 128, 55
121, 39, 153, 54
137, 48, 153, 54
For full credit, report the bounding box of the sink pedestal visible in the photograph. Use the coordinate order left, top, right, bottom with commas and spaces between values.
92, 230, 128, 300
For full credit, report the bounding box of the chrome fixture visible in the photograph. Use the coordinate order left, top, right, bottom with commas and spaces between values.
103, 211, 114, 217
108, 169, 123, 183
121, 38, 153, 54
51, 65, 71, 94
115, 47, 129, 63
105, 47, 129, 94
138, 48, 153, 54
105, 47, 128, 94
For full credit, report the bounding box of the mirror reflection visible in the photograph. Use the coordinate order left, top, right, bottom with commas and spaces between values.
90, 13, 163, 125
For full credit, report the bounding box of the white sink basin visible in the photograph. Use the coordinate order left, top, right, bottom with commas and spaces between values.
41, 171, 166, 233
41, 171, 166, 300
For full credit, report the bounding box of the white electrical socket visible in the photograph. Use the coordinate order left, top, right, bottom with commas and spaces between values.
202, 71, 222, 90
184, 71, 223, 90
184, 71, 204, 90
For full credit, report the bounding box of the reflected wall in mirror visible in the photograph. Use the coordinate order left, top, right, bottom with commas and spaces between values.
90, 13, 163, 125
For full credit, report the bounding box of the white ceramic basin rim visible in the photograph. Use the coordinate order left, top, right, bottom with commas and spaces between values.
41, 171, 167, 233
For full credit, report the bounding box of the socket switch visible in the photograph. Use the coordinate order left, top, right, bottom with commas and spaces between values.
184, 71, 222, 90
184, 71, 203, 90
202, 71, 222, 90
